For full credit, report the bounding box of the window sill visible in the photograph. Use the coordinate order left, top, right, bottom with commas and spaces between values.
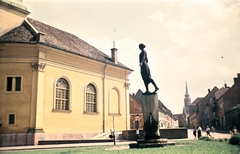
108, 113, 122, 117
52, 109, 72, 113
83, 111, 99, 115
5, 91, 22, 93
7, 124, 18, 127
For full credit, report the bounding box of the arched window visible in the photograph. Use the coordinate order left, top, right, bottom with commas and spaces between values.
55, 78, 69, 110
86, 84, 97, 112
109, 88, 120, 114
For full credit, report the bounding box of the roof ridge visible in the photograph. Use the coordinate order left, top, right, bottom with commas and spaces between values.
24, 18, 39, 34
27, 17, 83, 42
1, 17, 88, 44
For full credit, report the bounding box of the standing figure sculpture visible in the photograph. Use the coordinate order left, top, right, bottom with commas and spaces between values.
139, 43, 159, 94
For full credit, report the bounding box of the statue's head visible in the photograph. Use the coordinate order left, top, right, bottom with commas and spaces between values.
139, 43, 145, 50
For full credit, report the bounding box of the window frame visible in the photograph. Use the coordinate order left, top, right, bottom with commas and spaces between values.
8, 113, 16, 125
53, 77, 72, 113
5, 76, 23, 93
108, 87, 121, 116
84, 83, 99, 115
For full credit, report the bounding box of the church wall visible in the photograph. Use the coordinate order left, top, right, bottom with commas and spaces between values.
0, 44, 39, 135
0, 43, 131, 146
0, 63, 33, 133
39, 45, 129, 134
42, 64, 104, 133
104, 78, 128, 132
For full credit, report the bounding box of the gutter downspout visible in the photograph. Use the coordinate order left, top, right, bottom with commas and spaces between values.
103, 63, 108, 133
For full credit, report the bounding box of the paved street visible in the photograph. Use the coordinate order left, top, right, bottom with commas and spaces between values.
0, 129, 232, 152
187, 129, 231, 139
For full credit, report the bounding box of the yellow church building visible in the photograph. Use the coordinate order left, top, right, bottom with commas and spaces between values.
0, 0, 133, 146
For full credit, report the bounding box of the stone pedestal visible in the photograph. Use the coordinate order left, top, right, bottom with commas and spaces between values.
141, 94, 160, 140
129, 93, 175, 148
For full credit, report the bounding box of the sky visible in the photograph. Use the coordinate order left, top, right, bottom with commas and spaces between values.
24, 0, 240, 114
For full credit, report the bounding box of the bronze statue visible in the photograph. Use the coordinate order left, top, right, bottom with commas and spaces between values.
139, 43, 159, 94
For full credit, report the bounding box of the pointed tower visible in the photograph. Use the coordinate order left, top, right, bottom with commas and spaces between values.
183, 82, 191, 118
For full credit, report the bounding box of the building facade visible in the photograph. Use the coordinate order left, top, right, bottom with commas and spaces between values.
129, 94, 143, 130
223, 74, 240, 131
188, 112, 197, 128
199, 87, 219, 129
188, 98, 202, 128
211, 86, 229, 130
173, 114, 187, 128
0, 1, 132, 146
188, 74, 240, 131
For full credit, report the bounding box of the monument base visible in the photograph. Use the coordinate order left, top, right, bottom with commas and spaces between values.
130, 94, 176, 148
129, 138, 175, 149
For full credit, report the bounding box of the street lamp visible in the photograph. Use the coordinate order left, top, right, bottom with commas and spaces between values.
109, 113, 116, 145
135, 113, 139, 140
113, 113, 116, 145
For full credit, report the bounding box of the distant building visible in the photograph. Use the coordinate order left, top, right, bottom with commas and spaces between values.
129, 93, 143, 130
223, 74, 240, 113
189, 98, 202, 116
173, 114, 187, 128
199, 87, 219, 129
187, 74, 240, 131
224, 74, 240, 131
210, 86, 229, 130
188, 98, 203, 128
188, 112, 197, 129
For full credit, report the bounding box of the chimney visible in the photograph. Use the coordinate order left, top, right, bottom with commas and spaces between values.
234, 78, 238, 84
224, 84, 227, 88
37, 32, 46, 42
208, 89, 210, 93
132, 93, 135, 96
111, 48, 118, 64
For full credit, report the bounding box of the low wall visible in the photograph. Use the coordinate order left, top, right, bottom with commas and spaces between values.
160, 128, 188, 139
0, 132, 98, 147
122, 128, 188, 140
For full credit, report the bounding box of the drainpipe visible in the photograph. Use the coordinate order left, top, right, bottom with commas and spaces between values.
125, 70, 130, 130
103, 63, 108, 133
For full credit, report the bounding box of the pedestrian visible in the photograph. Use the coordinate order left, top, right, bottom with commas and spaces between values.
193, 128, 197, 139
211, 126, 215, 134
197, 125, 202, 139
206, 126, 211, 137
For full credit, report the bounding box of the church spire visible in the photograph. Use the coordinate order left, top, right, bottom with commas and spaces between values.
183, 82, 191, 122
185, 82, 189, 97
